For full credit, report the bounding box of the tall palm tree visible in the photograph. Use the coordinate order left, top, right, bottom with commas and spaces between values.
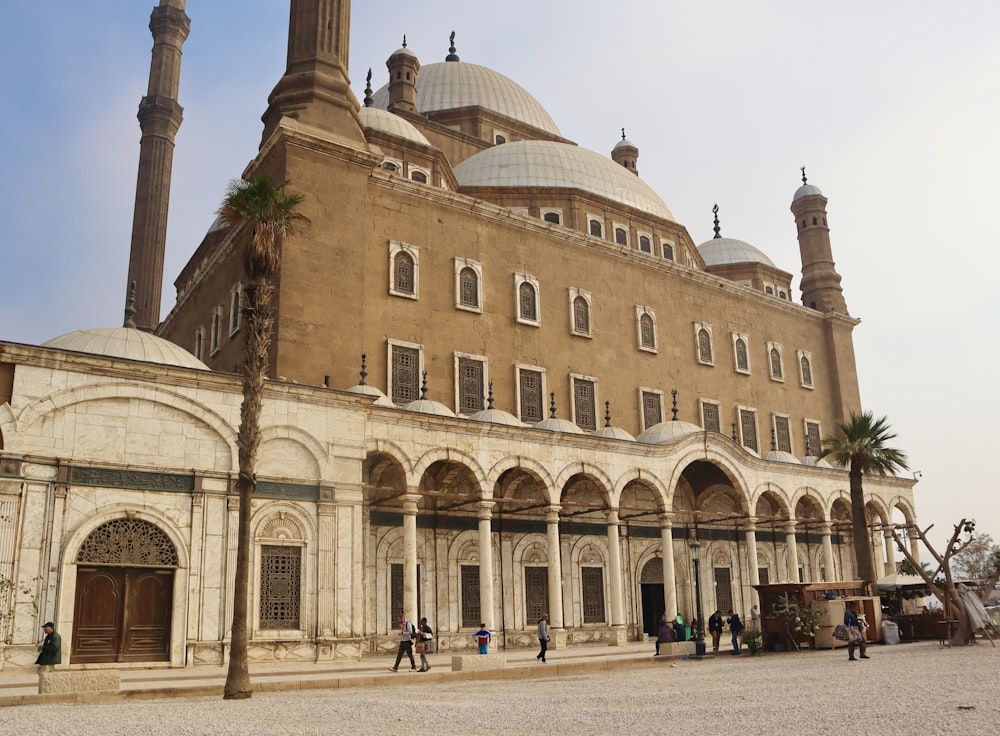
217, 174, 305, 700
822, 411, 908, 586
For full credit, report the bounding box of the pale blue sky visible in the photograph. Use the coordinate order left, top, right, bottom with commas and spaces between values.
1, 1, 998, 550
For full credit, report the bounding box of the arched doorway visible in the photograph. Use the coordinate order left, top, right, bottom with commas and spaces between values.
72, 518, 178, 664
639, 557, 664, 637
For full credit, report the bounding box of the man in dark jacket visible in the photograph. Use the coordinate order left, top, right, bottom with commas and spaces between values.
36, 622, 61, 668
708, 610, 724, 652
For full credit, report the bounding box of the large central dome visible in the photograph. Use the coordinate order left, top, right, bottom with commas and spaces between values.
372, 61, 561, 137
454, 141, 675, 222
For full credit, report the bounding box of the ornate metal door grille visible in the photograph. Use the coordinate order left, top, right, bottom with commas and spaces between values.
642, 391, 662, 429
76, 518, 178, 566
460, 268, 478, 307
713, 567, 732, 613
519, 282, 537, 321
581, 567, 605, 623
394, 252, 415, 294
259, 545, 301, 629
573, 378, 596, 430
774, 415, 792, 453
740, 409, 758, 452
805, 421, 821, 457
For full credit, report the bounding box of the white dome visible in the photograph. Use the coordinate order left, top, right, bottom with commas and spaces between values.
765, 450, 801, 465
404, 398, 456, 417
469, 407, 524, 426
347, 383, 395, 407
43, 327, 207, 370
533, 417, 584, 434
698, 237, 776, 267
454, 141, 675, 221
592, 425, 636, 442
637, 420, 702, 444
793, 183, 823, 201
372, 61, 560, 136
359, 107, 431, 146
802, 455, 833, 468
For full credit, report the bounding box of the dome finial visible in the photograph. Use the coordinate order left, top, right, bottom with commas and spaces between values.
363, 69, 374, 107
671, 388, 678, 421
402, 34, 407, 48
604, 401, 612, 428
770, 428, 777, 452
731, 423, 738, 443
359, 353, 368, 385
487, 381, 495, 409
712, 203, 721, 239
804, 434, 812, 457
446, 31, 460, 61
549, 392, 557, 419
420, 370, 428, 400
621, 128, 626, 141
801, 165, 807, 185
123, 281, 138, 329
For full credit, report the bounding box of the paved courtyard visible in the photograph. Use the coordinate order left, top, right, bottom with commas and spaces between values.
0, 641, 996, 735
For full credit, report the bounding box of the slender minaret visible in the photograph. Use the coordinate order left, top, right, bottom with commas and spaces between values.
791, 168, 848, 314
261, 0, 365, 145
386, 36, 420, 114
611, 128, 639, 176
126, 0, 190, 332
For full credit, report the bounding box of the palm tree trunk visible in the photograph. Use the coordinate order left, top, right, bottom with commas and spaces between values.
224, 281, 274, 700
849, 463, 878, 585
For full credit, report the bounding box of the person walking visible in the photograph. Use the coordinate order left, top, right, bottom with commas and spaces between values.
726, 610, 744, 655
845, 602, 870, 661
473, 623, 492, 654
654, 614, 675, 655
415, 617, 434, 672
35, 622, 61, 670
389, 615, 417, 672
708, 610, 724, 653
536, 613, 551, 663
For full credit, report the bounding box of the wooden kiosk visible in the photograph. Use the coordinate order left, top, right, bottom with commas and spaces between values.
753, 582, 882, 650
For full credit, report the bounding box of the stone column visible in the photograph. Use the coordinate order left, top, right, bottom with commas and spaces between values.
606, 509, 626, 645
883, 529, 896, 577
316, 499, 337, 639
478, 501, 496, 629
909, 528, 921, 564
745, 517, 760, 610
785, 521, 800, 582
820, 522, 836, 581
224, 495, 240, 641
546, 506, 565, 633
401, 493, 421, 623
659, 513, 677, 620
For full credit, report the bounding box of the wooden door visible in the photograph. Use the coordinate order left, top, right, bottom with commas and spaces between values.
72, 566, 172, 663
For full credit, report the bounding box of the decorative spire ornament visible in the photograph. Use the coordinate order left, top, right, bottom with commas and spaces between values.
446, 31, 460, 61
712, 204, 721, 239
363, 69, 374, 107
359, 353, 368, 385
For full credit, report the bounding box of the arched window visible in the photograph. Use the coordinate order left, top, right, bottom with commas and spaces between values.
573, 295, 590, 334
589, 219, 603, 237
735, 338, 749, 372
765, 285, 774, 295
394, 251, 415, 295
543, 211, 561, 224
640, 313, 655, 348
459, 267, 479, 308
662, 243, 674, 261
770, 347, 783, 380
615, 227, 628, 245
519, 282, 537, 321
229, 283, 242, 335
210, 309, 221, 354
800, 354, 813, 387
698, 328, 713, 363
194, 328, 204, 360
381, 161, 399, 172
410, 170, 428, 184
639, 235, 651, 253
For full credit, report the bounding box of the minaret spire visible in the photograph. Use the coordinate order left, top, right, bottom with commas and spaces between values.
125, 0, 190, 331
791, 169, 848, 313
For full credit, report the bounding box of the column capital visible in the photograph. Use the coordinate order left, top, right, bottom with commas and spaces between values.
743, 516, 758, 531
401, 493, 421, 515
545, 505, 562, 523
477, 500, 496, 519
785, 519, 798, 533
819, 521, 833, 535
605, 508, 621, 525
658, 511, 674, 528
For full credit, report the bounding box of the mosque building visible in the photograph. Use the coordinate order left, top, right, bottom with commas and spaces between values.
0, 0, 917, 668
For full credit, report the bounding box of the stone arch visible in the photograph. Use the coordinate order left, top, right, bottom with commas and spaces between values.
659, 438, 753, 509
259, 425, 327, 480
493, 462, 554, 519
555, 462, 614, 502
487, 456, 555, 494
365, 438, 414, 476
412, 448, 487, 491
618, 472, 668, 517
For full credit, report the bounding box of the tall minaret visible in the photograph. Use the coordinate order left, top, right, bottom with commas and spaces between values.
261, 0, 365, 145
125, 0, 190, 332
790, 168, 848, 314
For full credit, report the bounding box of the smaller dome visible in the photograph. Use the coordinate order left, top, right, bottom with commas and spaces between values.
698, 237, 776, 267
802, 455, 833, 468
359, 107, 431, 146
533, 417, 584, 434
593, 425, 636, 442
346, 383, 395, 407
389, 44, 418, 60
469, 407, 524, 426
43, 327, 207, 370
793, 183, 823, 201
765, 450, 801, 465
404, 398, 456, 417
613, 137, 637, 151
637, 420, 702, 444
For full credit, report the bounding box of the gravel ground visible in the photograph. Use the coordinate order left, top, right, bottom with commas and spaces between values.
0, 642, 996, 735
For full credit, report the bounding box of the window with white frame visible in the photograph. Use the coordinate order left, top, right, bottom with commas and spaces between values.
571, 374, 598, 431
804, 419, 822, 458
380, 159, 401, 173
797, 349, 814, 388
210, 307, 222, 355
588, 216, 603, 238
613, 224, 629, 246
229, 283, 242, 336
515, 273, 541, 326
389, 241, 419, 298
455, 258, 483, 312
764, 283, 775, 296
694, 322, 714, 365
388, 339, 422, 405
661, 240, 674, 261
194, 327, 204, 361
739, 406, 759, 452
638, 233, 652, 254
700, 399, 722, 433
455, 353, 486, 415
409, 167, 429, 184
731, 333, 750, 374
493, 130, 508, 145
767, 341, 784, 381
636, 306, 657, 352
517, 365, 546, 423
568, 288, 592, 337
772, 413, 792, 453
541, 209, 562, 225
639, 388, 663, 430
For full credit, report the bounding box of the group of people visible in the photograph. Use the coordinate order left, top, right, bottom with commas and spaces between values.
391, 612, 553, 670
654, 609, 746, 656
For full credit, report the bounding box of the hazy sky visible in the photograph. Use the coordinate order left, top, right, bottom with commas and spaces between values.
1, 2, 998, 552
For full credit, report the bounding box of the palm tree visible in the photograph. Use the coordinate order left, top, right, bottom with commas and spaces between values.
822, 411, 908, 586
217, 174, 305, 700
